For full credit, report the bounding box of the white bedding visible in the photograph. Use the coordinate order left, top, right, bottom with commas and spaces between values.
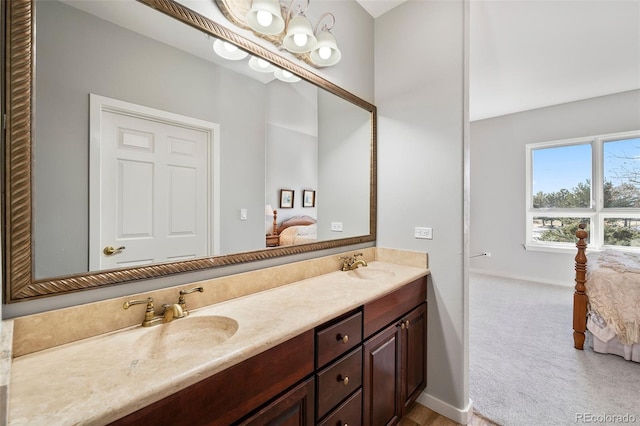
586, 250, 640, 361
278, 223, 317, 246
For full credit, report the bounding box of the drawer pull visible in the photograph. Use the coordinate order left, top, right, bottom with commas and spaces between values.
338, 374, 349, 386
337, 334, 349, 344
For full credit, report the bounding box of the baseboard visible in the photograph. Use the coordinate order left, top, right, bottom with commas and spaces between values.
469, 268, 572, 288
416, 392, 474, 424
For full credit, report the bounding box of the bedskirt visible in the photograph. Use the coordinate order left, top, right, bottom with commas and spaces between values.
587, 315, 640, 362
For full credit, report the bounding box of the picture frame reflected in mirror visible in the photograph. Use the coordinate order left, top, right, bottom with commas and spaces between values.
280, 189, 294, 208
303, 189, 316, 207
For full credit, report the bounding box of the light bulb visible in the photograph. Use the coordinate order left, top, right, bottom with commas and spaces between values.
223, 42, 238, 53
318, 46, 331, 60
256, 10, 273, 27
257, 58, 270, 69
281, 70, 293, 78
293, 33, 308, 47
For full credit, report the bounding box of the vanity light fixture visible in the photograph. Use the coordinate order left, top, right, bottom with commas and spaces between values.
249, 56, 277, 73
241, 0, 341, 67
212, 39, 249, 60
246, 0, 286, 35
274, 67, 301, 83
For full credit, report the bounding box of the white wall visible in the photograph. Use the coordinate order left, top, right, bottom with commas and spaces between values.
470, 90, 640, 286
375, 0, 471, 422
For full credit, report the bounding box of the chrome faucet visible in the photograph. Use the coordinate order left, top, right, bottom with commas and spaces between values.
339, 253, 368, 271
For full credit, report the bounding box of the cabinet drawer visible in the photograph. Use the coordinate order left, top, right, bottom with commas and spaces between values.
318, 388, 362, 426
363, 276, 427, 338
316, 311, 362, 367
316, 347, 363, 419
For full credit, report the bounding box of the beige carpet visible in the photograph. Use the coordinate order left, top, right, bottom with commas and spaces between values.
469, 273, 640, 426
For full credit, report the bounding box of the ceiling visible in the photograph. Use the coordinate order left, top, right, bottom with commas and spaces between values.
357, 0, 640, 121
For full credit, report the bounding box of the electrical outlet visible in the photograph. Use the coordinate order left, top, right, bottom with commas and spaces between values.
414, 227, 433, 239
331, 222, 343, 232
482, 252, 491, 257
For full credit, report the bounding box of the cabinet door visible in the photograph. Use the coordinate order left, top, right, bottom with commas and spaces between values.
401, 303, 427, 413
240, 377, 315, 426
363, 323, 401, 426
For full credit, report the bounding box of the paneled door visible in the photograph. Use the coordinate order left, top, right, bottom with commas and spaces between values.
89, 95, 220, 270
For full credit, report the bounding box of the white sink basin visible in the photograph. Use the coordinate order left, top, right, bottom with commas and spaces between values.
136, 315, 238, 360
347, 267, 395, 281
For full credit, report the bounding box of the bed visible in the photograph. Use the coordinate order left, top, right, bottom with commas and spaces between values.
573, 224, 640, 362
276, 215, 317, 246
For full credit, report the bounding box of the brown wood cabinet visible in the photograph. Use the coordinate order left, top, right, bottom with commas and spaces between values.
363, 277, 428, 426
110, 276, 427, 426
239, 378, 315, 425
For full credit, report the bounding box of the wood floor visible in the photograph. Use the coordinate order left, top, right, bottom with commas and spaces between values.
399, 403, 499, 426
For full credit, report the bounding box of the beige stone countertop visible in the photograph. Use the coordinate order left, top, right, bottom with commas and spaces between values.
8, 261, 428, 425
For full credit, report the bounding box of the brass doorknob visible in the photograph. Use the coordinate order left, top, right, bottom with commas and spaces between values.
103, 246, 126, 255
338, 334, 349, 344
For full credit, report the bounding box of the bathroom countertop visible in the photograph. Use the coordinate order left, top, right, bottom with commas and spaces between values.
8, 261, 429, 425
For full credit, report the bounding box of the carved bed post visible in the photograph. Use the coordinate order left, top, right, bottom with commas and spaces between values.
573, 223, 588, 349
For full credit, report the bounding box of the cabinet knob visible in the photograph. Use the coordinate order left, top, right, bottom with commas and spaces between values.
338, 374, 349, 386
398, 321, 406, 330
337, 334, 349, 344
405, 319, 410, 329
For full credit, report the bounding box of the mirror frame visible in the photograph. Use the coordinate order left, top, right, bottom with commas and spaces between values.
3, 0, 377, 303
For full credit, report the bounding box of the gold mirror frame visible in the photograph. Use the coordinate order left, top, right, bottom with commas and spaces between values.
3, 0, 377, 303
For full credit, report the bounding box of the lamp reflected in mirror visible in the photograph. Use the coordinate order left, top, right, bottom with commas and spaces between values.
265, 205, 278, 236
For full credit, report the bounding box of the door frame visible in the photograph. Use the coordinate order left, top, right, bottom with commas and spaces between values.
88, 93, 221, 271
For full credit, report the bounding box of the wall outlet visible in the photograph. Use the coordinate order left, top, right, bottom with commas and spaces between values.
331, 222, 343, 232
240, 208, 247, 220
415, 227, 433, 239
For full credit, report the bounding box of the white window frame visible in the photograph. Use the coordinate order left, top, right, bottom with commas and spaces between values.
525, 130, 640, 253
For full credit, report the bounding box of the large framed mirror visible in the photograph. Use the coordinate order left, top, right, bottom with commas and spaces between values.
3, 0, 376, 303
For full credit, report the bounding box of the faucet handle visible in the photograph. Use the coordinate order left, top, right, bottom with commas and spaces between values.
178, 286, 204, 314
123, 297, 155, 325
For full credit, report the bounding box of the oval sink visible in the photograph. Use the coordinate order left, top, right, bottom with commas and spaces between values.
136, 315, 238, 360
347, 268, 395, 281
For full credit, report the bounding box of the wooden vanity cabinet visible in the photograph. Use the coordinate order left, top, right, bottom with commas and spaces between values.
362, 277, 427, 426
110, 331, 314, 426
110, 276, 427, 426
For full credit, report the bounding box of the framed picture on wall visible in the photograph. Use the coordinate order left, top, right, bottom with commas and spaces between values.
280, 189, 294, 208
302, 189, 315, 207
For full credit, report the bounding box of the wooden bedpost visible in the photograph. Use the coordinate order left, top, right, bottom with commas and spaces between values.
573, 223, 588, 349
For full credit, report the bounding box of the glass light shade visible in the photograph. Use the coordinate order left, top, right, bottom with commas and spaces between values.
310, 30, 341, 67
212, 39, 249, 61
282, 15, 317, 53
274, 68, 301, 83
249, 56, 276, 73
246, 0, 285, 35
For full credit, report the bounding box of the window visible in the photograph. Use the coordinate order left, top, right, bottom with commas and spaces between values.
526, 131, 640, 251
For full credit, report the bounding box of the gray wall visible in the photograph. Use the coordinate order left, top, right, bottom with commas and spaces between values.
265, 80, 318, 224
317, 90, 372, 241
35, 0, 266, 277
470, 89, 640, 285
375, 0, 470, 419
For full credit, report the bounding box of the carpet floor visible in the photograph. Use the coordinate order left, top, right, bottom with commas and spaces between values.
469, 273, 640, 426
